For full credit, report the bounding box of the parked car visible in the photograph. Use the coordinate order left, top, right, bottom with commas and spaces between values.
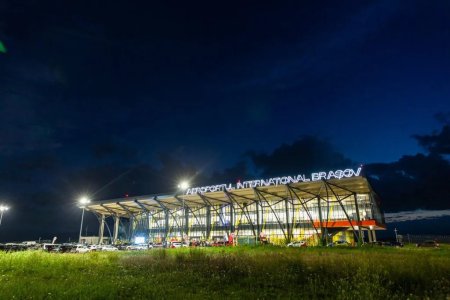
43, 243, 61, 252
287, 241, 307, 247
100, 245, 119, 251
60, 244, 77, 253
169, 242, 182, 248
88, 244, 100, 251
327, 240, 350, 247
50, 245, 62, 253
416, 240, 439, 248
126, 244, 149, 250
73, 245, 91, 253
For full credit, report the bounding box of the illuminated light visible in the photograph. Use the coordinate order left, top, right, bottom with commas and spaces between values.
79, 197, 90, 206
177, 181, 190, 190
0, 205, 9, 212
186, 167, 362, 195
134, 236, 145, 244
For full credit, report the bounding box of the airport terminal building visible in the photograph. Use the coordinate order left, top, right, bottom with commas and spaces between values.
83, 167, 385, 246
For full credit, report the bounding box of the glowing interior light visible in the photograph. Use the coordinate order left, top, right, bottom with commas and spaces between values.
134, 236, 145, 244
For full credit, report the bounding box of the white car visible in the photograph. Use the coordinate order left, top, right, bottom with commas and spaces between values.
126, 244, 149, 251
169, 242, 182, 248
74, 245, 91, 253
88, 245, 100, 251
287, 241, 307, 248
100, 245, 119, 251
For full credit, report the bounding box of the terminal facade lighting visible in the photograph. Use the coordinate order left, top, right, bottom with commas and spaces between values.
80, 168, 385, 246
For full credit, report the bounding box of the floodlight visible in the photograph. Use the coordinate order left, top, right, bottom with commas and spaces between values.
79, 196, 91, 206
177, 181, 190, 190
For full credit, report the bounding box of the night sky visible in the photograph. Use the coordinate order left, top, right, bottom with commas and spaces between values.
1, 1, 449, 241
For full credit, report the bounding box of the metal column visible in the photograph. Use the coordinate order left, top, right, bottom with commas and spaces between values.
230, 203, 235, 233
184, 203, 189, 239
317, 197, 325, 246
255, 201, 261, 241
206, 206, 211, 239
113, 216, 120, 244
353, 193, 363, 246
164, 209, 169, 242
98, 214, 105, 244
128, 215, 135, 243
284, 198, 291, 243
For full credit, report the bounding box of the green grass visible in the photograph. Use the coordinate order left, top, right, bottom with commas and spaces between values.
0, 245, 449, 299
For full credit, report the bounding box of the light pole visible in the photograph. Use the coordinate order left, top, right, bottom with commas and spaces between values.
177, 181, 189, 245
0, 204, 9, 226
78, 197, 91, 244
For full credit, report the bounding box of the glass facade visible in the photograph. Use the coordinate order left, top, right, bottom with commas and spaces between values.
128, 192, 384, 245
88, 176, 386, 246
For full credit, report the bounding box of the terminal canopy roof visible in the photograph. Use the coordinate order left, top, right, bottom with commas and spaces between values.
85, 176, 374, 218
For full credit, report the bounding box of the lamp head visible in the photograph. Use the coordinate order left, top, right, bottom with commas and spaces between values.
177, 181, 190, 190
79, 196, 91, 206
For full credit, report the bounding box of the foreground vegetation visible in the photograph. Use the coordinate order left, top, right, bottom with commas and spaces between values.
0, 245, 449, 299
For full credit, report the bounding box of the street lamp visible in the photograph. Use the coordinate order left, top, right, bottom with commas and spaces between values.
177, 181, 190, 245
177, 181, 190, 190
0, 204, 9, 226
78, 197, 91, 244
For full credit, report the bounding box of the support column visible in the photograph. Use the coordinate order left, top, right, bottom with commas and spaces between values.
353, 193, 363, 246
372, 230, 377, 242
206, 206, 211, 239
113, 216, 119, 244
147, 212, 151, 241
284, 198, 291, 243
317, 197, 325, 246
256, 202, 261, 242
367, 229, 373, 243
184, 205, 189, 239
98, 214, 105, 244
164, 209, 169, 242
230, 204, 235, 234
128, 215, 134, 243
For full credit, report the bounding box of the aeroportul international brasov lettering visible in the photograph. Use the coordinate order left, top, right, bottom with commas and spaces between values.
185, 167, 362, 195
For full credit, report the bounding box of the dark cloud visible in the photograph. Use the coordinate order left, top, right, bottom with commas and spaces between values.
366, 153, 450, 212
210, 161, 250, 184
248, 136, 354, 177
414, 124, 450, 156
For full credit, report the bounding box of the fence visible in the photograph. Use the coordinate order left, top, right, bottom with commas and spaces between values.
398, 234, 450, 244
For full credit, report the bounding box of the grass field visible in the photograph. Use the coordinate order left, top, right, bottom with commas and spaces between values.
0, 245, 449, 299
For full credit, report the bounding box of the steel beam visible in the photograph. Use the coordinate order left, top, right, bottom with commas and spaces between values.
224, 190, 257, 237
287, 185, 321, 238
254, 188, 287, 240
323, 181, 360, 245
198, 193, 230, 237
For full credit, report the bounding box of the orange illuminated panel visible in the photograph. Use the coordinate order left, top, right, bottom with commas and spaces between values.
313, 220, 386, 229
